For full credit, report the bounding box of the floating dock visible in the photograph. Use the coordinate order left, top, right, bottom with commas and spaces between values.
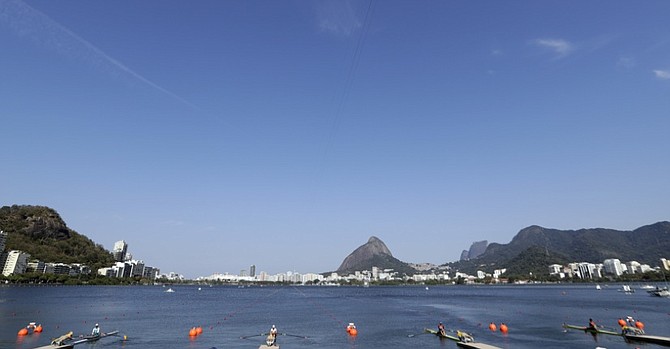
456, 342, 502, 349
624, 333, 670, 347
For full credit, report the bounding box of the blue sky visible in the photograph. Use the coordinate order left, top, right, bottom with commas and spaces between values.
2, 0, 669, 278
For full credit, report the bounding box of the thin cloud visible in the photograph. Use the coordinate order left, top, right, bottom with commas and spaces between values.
532, 38, 574, 58
616, 56, 636, 69
0, 0, 198, 109
315, 0, 362, 36
653, 70, 670, 80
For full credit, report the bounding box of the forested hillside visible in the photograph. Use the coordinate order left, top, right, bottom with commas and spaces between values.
0, 205, 114, 270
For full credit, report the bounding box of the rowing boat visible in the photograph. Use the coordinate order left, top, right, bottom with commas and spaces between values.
424, 328, 460, 341
257, 334, 279, 349
31, 344, 73, 349
562, 323, 621, 336
564, 323, 670, 347
70, 330, 120, 345
623, 333, 670, 347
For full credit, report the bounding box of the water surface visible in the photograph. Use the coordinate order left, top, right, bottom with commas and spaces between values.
1, 284, 669, 349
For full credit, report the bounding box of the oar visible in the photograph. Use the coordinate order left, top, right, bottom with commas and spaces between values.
280, 333, 308, 339
108, 332, 128, 341
240, 333, 266, 339
408, 332, 431, 338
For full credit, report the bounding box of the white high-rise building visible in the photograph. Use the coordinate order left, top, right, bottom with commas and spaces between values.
661, 258, 670, 271
2, 250, 31, 276
627, 261, 642, 274
113, 240, 128, 262
603, 259, 623, 276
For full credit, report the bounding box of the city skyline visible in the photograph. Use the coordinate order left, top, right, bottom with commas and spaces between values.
2, 1, 669, 279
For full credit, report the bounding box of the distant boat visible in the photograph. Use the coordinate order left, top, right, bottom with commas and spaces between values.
647, 286, 670, 297
619, 285, 634, 293
165, 288, 175, 293
595, 284, 601, 290
640, 284, 655, 290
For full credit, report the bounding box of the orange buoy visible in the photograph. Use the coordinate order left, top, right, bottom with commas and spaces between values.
618, 318, 626, 327
347, 322, 357, 336
489, 322, 497, 331
195, 326, 203, 335
35, 325, 43, 333
500, 323, 508, 333
635, 321, 645, 330
189, 327, 197, 336
18, 328, 29, 336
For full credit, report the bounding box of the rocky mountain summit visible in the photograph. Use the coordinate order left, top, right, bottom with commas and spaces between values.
460, 240, 488, 261
336, 236, 416, 275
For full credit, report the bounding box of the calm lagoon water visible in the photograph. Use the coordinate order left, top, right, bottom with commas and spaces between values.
1, 284, 669, 349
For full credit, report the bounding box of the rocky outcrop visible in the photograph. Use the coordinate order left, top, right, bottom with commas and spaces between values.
460, 240, 488, 261
336, 236, 416, 275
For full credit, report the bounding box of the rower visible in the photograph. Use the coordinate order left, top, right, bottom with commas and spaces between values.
457, 330, 474, 342
437, 322, 446, 336
588, 318, 597, 330
92, 323, 100, 336
51, 331, 73, 345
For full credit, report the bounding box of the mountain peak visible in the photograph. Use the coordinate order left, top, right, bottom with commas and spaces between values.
336, 236, 415, 274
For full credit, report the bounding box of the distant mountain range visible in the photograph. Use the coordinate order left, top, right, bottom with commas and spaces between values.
4, 204, 668, 279
450, 222, 670, 275
336, 222, 670, 277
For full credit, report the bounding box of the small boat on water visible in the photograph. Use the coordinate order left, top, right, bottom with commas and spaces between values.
424, 328, 501, 348
424, 328, 460, 341
562, 323, 621, 336
165, 288, 175, 293
619, 285, 634, 293
595, 284, 601, 290
648, 287, 670, 297
31, 344, 74, 349
258, 334, 279, 349
565, 323, 670, 347
31, 330, 119, 349
71, 330, 119, 345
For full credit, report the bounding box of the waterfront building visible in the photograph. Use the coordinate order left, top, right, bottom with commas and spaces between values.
27, 260, 46, 273
2, 250, 30, 276
113, 240, 128, 262
603, 259, 623, 276
626, 261, 641, 274
661, 258, 670, 271
129, 260, 145, 277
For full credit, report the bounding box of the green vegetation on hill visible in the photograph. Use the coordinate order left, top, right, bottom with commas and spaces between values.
449, 222, 670, 276
0, 205, 114, 270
